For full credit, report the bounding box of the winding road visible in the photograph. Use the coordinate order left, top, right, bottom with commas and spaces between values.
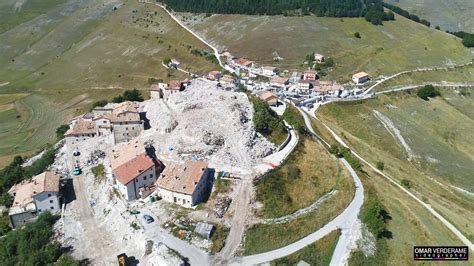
142, 0, 224, 68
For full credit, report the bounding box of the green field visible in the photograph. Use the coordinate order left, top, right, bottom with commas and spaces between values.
184, 12, 472, 81
0, 0, 217, 167
373, 64, 474, 92
255, 137, 343, 218
317, 89, 474, 245
272, 230, 340, 265
385, 0, 474, 32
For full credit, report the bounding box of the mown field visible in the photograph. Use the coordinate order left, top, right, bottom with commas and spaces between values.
0, 0, 217, 167
317, 88, 474, 246
385, 0, 474, 32
373, 63, 474, 92
183, 12, 472, 81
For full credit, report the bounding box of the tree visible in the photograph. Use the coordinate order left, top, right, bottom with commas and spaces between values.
435, 25, 440, 30
91, 100, 108, 109
417, 85, 440, 101
55, 125, 70, 139
461, 34, 474, 47
354, 32, 361, 39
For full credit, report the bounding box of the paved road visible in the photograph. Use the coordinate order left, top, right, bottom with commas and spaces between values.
316, 116, 474, 251
235, 157, 363, 265
142, 0, 224, 68
363, 61, 473, 94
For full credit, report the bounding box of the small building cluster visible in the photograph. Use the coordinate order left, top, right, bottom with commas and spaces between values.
150, 80, 187, 100
108, 139, 212, 208
8, 171, 61, 228
65, 101, 144, 146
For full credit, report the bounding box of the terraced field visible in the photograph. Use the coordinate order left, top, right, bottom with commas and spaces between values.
0, 0, 217, 167
317, 88, 474, 245
183, 12, 472, 81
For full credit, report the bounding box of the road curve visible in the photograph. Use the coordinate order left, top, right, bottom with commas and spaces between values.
141, 0, 224, 68
233, 110, 364, 265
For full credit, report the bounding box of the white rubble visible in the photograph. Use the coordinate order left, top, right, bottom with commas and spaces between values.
142, 79, 275, 169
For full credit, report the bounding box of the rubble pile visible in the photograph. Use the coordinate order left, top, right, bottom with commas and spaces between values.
214, 196, 232, 218
86, 150, 106, 166
142, 79, 275, 168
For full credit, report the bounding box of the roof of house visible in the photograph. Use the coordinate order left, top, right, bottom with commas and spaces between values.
353, 72, 369, 78
234, 58, 253, 67
314, 53, 325, 59
150, 83, 168, 91
9, 171, 60, 210
270, 76, 289, 85
220, 75, 235, 83
209, 70, 221, 76
65, 118, 96, 136
113, 153, 154, 185
303, 70, 317, 75
110, 139, 146, 169
258, 91, 278, 101
314, 81, 343, 92
167, 80, 182, 90
262, 66, 276, 71
156, 161, 208, 195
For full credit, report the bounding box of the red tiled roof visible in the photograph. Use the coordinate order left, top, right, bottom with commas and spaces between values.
113, 153, 154, 185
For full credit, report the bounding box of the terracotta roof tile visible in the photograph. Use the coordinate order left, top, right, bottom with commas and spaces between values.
113, 153, 154, 185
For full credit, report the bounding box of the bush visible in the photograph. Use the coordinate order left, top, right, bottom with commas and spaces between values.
287, 164, 300, 179
56, 125, 70, 139
113, 89, 144, 103
401, 179, 411, 189
91, 164, 105, 183
376, 161, 384, 171
354, 32, 361, 38
91, 100, 108, 109
282, 105, 306, 134
417, 85, 440, 101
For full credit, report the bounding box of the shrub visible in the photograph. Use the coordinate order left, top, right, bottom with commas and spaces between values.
417, 85, 440, 101
56, 125, 70, 139
91, 164, 105, 183
287, 164, 300, 179
376, 161, 384, 171
401, 179, 411, 189
354, 32, 361, 38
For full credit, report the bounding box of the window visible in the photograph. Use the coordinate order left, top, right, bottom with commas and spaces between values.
150, 174, 153, 178
143, 176, 147, 180
126, 127, 128, 130
38, 209, 42, 212
50, 206, 54, 210
48, 193, 51, 197
50, 200, 53, 203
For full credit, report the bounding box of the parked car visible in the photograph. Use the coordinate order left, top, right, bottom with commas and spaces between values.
143, 214, 154, 224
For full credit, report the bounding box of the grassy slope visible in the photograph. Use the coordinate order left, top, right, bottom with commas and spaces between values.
256, 137, 341, 218
317, 89, 474, 244
185, 12, 471, 81
306, 112, 468, 264
0, 0, 216, 167
374, 64, 474, 92
272, 230, 340, 266
385, 0, 474, 32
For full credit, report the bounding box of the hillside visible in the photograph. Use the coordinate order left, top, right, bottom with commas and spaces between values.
385, 0, 474, 32
317, 88, 474, 246
183, 12, 472, 81
0, 0, 216, 167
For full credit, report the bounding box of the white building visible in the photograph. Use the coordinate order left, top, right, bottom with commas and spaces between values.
352, 72, 369, 84
112, 153, 158, 201
261, 66, 276, 76
314, 53, 325, 63
155, 161, 211, 208
64, 118, 97, 149
150, 83, 168, 99
8, 171, 61, 228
